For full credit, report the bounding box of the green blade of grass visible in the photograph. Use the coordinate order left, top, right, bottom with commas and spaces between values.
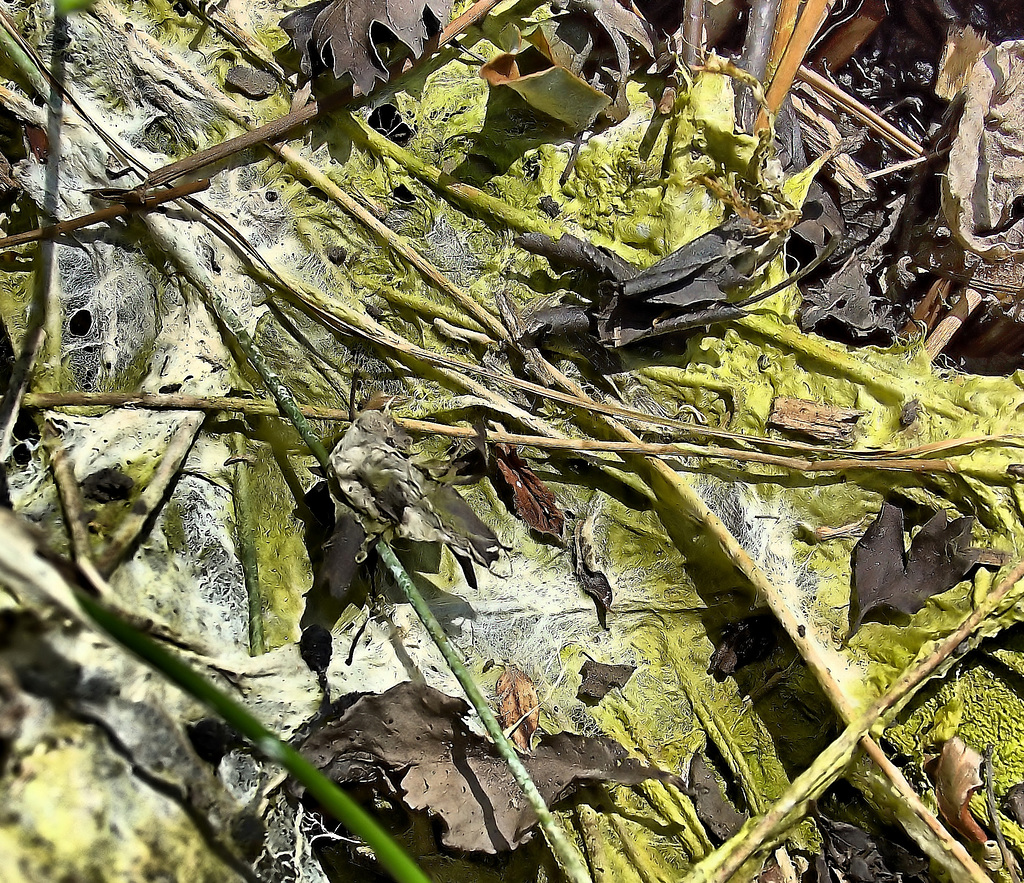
73, 589, 432, 883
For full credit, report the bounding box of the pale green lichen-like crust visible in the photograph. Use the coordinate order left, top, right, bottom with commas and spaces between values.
3, 0, 1024, 880
0, 728, 239, 883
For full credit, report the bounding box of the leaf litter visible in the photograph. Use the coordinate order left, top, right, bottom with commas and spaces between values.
495, 665, 540, 751
299, 680, 683, 853
492, 444, 565, 539
7, 0, 1024, 880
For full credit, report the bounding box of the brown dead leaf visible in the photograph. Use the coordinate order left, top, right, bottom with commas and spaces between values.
495, 666, 539, 752
281, 0, 452, 93
493, 445, 564, 539
300, 681, 683, 853
926, 736, 987, 843
850, 503, 989, 638
577, 659, 634, 702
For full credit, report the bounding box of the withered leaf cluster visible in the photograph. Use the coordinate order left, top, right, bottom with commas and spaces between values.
309, 411, 502, 612
599, 217, 787, 346
810, 811, 930, 883
300, 681, 682, 853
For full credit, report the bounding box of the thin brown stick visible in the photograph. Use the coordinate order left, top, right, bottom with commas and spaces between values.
23, 391, 1017, 472
926, 287, 983, 360
438, 0, 503, 43
859, 738, 988, 880
984, 744, 1020, 883
761, 0, 838, 121
683, 0, 705, 68
0, 179, 210, 252
864, 155, 928, 179
45, 424, 94, 566
795, 65, 924, 157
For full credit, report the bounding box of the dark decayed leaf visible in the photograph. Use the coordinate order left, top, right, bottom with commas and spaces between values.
813, 812, 930, 883
850, 503, 986, 637
520, 303, 623, 375
281, 0, 452, 93
515, 231, 637, 282
577, 660, 635, 702
447, 418, 488, 483
330, 410, 501, 567
572, 514, 613, 615
687, 753, 748, 843
300, 681, 682, 853
598, 216, 786, 346
492, 445, 564, 539
585, 0, 655, 98
495, 666, 539, 752
925, 737, 988, 843
708, 614, 777, 681
1005, 782, 1024, 826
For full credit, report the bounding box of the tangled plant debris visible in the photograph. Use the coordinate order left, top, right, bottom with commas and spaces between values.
3, 0, 1024, 882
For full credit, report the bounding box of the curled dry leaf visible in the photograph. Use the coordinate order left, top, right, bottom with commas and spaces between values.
281, 0, 453, 93
480, 50, 611, 131
926, 736, 988, 844
330, 410, 501, 567
495, 665, 540, 752
492, 445, 564, 539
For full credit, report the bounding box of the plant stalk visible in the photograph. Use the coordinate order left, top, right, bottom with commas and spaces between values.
376, 539, 594, 883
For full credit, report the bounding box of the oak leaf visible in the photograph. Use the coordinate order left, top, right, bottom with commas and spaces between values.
850, 503, 986, 637
281, 0, 452, 93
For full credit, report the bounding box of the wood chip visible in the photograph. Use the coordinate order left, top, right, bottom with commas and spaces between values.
768, 396, 861, 444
